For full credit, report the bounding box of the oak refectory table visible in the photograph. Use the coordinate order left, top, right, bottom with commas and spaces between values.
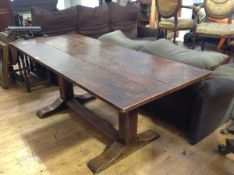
9, 34, 211, 173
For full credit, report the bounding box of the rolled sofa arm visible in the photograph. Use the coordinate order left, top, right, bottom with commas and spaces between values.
189, 78, 234, 144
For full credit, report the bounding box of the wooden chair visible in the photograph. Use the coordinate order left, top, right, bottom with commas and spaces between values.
156, 0, 197, 43
192, 0, 234, 50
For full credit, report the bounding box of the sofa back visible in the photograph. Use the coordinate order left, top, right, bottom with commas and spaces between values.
109, 3, 139, 39
31, 6, 77, 35
75, 5, 111, 38
31, 3, 140, 38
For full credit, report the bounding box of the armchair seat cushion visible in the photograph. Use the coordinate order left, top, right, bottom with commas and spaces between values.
140, 39, 229, 70
159, 18, 195, 30
196, 22, 234, 37
98, 30, 151, 51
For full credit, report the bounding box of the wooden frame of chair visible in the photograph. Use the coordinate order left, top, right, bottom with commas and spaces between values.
156, 0, 181, 43
192, 0, 234, 51
156, 0, 197, 43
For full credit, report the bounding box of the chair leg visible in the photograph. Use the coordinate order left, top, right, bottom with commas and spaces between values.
201, 38, 205, 51
232, 47, 234, 63
223, 39, 229, 53
191, 33, 196, 50
157, 28, 161, 40
173, 31, 176, 43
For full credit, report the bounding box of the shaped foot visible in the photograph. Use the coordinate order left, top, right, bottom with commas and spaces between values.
87, 130, 159, 173
36, 97, 66, 118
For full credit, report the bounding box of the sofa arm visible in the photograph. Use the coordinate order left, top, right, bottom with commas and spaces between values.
189, 78, 234, 144
137, 26, 163, 38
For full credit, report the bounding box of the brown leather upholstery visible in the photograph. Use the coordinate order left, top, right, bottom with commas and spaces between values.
109, 3, 139, 39
76, 5, 111, 38
31, 6, 77, 35
31, 3, 140, 38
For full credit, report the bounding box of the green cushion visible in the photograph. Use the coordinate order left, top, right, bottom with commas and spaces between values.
212, 64, 234, 81
140, 39, 229, 70
212, 64, 234, 120
98, 30, 151, 51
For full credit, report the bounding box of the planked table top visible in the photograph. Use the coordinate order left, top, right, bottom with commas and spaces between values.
10, 34, 211, 112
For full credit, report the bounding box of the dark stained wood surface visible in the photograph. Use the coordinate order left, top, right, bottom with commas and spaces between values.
10, 34, 211, 112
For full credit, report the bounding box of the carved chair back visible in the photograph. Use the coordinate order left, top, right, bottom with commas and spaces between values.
204, 0, 234, 23
156, 0, 181, 18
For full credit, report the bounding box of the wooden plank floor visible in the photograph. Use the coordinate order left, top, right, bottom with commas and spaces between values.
0, 85, 233, 175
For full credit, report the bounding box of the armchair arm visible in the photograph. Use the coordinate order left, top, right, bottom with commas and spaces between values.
182, 5, 197, 10
182, 4, 204, 12
182, 4, 205, 23
189, 78, 234, 144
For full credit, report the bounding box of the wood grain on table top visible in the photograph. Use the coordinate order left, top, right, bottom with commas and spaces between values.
10, 34, 211, 112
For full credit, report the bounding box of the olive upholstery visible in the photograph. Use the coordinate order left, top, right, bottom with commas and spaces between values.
196, 23, 234, 37
193, 0, 234, 50
205, 0, 234, 19
156, 0, 196, 43
157, 0, 179, 17
159, 18, 195, 30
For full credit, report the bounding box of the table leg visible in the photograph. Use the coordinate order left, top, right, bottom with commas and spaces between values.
37, 77, 74, 118
87, 109, 160, 173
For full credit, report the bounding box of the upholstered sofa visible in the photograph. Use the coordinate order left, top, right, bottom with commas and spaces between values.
31, 3, 234, 144
143, 63, 234, 144
31, 2, 158, 39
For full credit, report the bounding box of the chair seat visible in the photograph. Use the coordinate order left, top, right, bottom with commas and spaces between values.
196, 22, 234, 37
159, 18, 195, 30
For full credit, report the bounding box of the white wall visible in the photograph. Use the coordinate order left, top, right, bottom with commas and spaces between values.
70, 0, 99, 7
57, 0, 99, 9
57, 0, 65, 9
178, 0, 193, 41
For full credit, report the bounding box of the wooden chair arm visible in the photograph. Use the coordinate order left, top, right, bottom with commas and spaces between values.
182, 4, 205, 24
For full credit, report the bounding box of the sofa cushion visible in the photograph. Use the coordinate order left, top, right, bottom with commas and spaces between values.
159, 18, 195, 30
31, 6, 77, 35
140, 39, 229, 70
212, 64, 234, 81
98, 30, 151, 51
76, 5, 111, 38
212, 64, 234, 120
109, 3, 140, 39
196, 22, 234, 37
